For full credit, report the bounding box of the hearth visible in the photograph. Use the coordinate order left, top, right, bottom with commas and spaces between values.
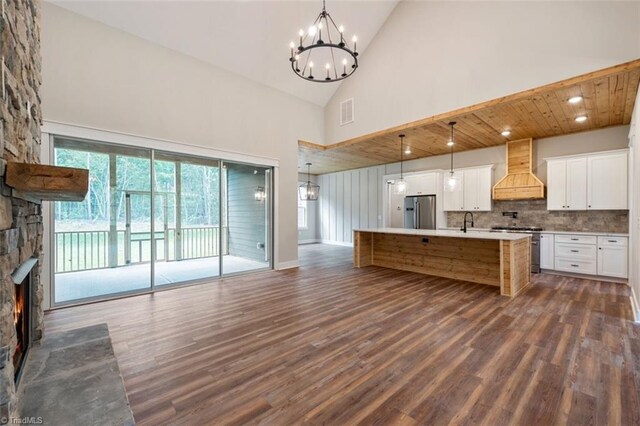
12, 258, 37, 384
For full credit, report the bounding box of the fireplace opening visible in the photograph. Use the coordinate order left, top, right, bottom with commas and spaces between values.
12, 258, 37, 384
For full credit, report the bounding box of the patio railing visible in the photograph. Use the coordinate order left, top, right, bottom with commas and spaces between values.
55, 226, 228, 273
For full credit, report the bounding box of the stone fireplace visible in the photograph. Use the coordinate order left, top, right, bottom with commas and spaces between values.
0, 0, 45, 420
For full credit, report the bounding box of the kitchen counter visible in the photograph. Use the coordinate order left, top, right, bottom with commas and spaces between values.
353, 228, 531, 297
355, 228, 531, 241
441, 227, 628, 237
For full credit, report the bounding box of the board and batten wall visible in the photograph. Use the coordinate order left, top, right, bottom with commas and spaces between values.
317, 166, 385, 246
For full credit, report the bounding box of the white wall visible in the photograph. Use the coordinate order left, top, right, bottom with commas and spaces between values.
41, 3, 324, 267
628, 92, 640, 320
319, 126, 629, 245
324, 1, 640, 144
318, 166, 385, 246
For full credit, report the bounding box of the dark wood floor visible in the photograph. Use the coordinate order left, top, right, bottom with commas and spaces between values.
46, 244, 640, 425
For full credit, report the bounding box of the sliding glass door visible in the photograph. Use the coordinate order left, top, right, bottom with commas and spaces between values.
52, 136, 273, 305
54, 139, 152, 304
222, 162, 272, 275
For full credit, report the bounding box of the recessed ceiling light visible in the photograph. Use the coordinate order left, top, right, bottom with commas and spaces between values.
404, 148, 411, 154
501, 130, 511, 137
447, 140, 454, 147
568, 96, 583, 104
575, 115, 587, 123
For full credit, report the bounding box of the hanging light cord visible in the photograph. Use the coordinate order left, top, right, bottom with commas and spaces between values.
449, 122, 455, 174
399, 135, 405, 179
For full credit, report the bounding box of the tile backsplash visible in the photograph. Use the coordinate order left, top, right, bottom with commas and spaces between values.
446, 200, 628, 234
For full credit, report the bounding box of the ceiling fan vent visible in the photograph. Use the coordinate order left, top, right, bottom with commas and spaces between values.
340, 98, 354, 126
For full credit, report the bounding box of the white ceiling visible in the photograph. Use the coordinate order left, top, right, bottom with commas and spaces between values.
49, 0, 399, 106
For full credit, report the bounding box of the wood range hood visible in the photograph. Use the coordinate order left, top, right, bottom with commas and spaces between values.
5, 162, 89, 202
492, 138, 545, 201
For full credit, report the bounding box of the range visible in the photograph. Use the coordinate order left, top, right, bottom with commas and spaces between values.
490, 226, 543, 273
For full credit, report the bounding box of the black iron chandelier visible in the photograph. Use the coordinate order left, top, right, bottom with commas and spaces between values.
289, 0, 359, 83
299, 163, 320, 201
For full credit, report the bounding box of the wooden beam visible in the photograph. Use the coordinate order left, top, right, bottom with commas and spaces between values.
5, 162, 89, 201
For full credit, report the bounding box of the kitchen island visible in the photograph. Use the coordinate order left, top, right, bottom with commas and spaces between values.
353, 228, 531, 297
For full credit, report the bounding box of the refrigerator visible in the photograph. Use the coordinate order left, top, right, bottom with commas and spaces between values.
404, 195, 437, 229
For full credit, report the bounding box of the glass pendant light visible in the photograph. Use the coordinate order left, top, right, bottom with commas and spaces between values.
444, 122, 459, 192
394, 134, 407, 195
299, 163, 320, 201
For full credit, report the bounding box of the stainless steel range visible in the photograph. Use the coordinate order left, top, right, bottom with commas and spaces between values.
490, 226, 543, 273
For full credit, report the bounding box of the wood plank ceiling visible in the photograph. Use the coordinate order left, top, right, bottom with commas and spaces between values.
299, 59, 640, 175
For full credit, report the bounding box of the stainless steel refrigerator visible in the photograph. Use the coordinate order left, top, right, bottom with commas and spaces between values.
404, 195, 437, 229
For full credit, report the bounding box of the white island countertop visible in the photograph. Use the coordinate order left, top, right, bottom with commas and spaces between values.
354, 228, 531, 241
440, 227, 628, 238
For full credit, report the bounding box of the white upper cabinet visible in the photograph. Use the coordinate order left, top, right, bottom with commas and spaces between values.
546, 150, 628, 211
565, 158, 588, 210
587, 151, 628, 210
444, 166, 493, 211
405, 173, 438, 196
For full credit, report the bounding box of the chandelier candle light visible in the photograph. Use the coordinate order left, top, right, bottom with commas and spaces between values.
445, 121, 459, 192
299, 163, 320, 201
290, 0, 359, 82
394, 134, 407, 195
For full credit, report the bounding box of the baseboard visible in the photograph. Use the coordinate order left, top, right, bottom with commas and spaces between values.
276, 260, 300, 270
320, 240, 354, 247
298, 239, 320, 245
630, 287, 640, 323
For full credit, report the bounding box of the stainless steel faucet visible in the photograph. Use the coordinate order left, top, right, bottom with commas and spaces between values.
461, 212, 475, 233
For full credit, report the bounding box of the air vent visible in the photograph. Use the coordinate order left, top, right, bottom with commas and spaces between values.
340, 98, 354, 126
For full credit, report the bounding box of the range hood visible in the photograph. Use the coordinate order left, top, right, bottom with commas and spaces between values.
492, 138, 545, 200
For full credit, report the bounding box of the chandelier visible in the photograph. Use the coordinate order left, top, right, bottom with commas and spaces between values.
289, 0, 359, 82
299, 163, 320, 201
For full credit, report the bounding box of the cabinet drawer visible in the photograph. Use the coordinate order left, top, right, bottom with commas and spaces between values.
555, 235, 597, 245
597, 236, 628, 247
555, 258, 597, 275
555, 244, 596, 260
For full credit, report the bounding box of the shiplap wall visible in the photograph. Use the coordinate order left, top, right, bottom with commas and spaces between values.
318, 165, 385, 245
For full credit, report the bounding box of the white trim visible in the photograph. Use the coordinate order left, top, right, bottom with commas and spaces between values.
298, 239, 320, 245
276, 260, 300, 270
631, 287, 640, 322
544, 148, 629, 162
320, 240, 354, 247
42, 120, 279, 168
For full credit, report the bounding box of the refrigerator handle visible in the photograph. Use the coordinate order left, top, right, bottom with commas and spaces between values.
416, 201, 420, 229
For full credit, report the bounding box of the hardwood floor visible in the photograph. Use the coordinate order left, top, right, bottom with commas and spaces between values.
45, 244, 640, 425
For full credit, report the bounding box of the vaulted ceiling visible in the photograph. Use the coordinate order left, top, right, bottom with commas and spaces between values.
50, 0, 399, 106
299, 60, 640, 174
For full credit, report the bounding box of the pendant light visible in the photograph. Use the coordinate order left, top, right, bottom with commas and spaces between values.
299, 163, 320, 201
394, 134, 407, 195
444, 122, 459, 192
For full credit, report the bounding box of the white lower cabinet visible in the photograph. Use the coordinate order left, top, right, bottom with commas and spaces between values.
597, 237, 628, 278
549, 233, 628, 278
540, 234, 554, 269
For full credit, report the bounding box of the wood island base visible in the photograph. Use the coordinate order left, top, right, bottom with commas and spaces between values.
353, 230, 531, 297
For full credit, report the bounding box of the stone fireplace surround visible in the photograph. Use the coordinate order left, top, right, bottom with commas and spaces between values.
0, 0, 45, 420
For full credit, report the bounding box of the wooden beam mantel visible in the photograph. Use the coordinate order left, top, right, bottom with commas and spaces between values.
5, 162, 89, 202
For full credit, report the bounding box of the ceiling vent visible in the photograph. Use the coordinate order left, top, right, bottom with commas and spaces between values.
340, 98, 354, 126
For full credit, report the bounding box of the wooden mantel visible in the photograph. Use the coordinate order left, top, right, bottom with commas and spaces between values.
5, 162, 89, 202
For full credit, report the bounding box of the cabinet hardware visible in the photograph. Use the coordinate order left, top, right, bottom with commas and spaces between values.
571, 238, 579, 241
608, 240, 617, 243
570, 250, 579, 253
571, 264, 579, 267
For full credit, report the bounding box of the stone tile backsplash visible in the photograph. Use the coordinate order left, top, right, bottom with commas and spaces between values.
447, 199, 628, 234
